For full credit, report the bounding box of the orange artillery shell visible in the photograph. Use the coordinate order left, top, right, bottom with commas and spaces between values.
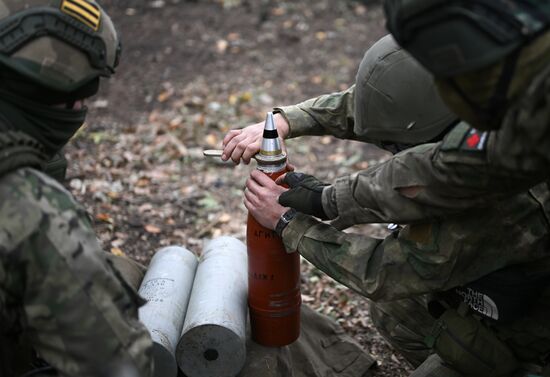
246, 112, 301, 346
247, 169, 301, 347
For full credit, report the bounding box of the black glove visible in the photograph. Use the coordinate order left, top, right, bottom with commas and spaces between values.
278, 172, 329, 220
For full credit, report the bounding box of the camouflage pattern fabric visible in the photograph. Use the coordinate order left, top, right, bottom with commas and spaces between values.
370, 297, 550, 377
319, 64, 550, 226
369, 296, 433, 368
275, 85, 365, 142
0, 168, 153, 377
284, 182, 550, 299
408, 354, 463, 377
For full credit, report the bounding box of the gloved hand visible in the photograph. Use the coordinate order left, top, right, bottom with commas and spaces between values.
278, 172, 330, 220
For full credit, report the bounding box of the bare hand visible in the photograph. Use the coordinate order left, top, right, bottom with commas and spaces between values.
222, 113, 290, 164
244, 170, 289, 230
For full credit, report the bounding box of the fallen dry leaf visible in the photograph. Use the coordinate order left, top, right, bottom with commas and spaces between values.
216, 39, 228, 54
227, 32, 240, 41
136, 178, 151, 188
110, 247, 126, 256
144, 224, 162, 234
315, 31, 327, 41
204, 134, 218, 147
157, 88, 174, 103
272, 7, 285, 16
219, 213, 232, 223
310, 75, 323, 85
96, 213, 113, 224
107, 191, 120, 199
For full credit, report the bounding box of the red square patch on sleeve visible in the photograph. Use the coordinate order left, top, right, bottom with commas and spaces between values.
460, 128, 488, 151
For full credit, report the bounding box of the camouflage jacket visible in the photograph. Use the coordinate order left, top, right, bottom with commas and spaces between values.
0, 168, 153, 377
276, 65, 550, 225
276, 69, 550, 293
275, 85, 370, 142
283, 67, 550, 226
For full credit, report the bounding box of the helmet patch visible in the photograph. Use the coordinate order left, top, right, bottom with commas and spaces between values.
60, 0, 101, 31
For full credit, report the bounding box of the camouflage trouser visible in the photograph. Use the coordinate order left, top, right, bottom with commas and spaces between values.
370, 296, 474, 377
0, 249, 153, 377
369, 297, 550, 377
369, 295, 434, 368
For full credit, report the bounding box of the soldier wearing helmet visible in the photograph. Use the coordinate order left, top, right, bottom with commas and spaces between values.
309, 0, 550, 227
0, 1, 154, 376
225, 34, 550, 376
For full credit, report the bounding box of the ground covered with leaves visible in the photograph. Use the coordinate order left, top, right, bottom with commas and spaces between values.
67, 0, 412, 375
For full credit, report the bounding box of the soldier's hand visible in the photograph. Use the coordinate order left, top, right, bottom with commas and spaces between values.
244, 170, 289, 230
276, 172, 329, 220
222, 113, 290, 164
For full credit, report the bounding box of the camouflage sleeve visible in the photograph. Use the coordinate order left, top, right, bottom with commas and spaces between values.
320, 139, 492, 225
0, 168, 153, 377
274, 85, 370, 142
283, 186, 550, 301
322, 125, 545, 225
322, 70, 550, 225
488, 66, 550, 174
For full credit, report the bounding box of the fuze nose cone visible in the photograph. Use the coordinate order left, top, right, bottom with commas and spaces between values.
256, 112, 286, 172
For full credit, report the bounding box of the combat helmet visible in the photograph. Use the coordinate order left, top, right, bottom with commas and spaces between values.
0, 0, 120, 92
384, 0, 550, 78
355, 34, 457, 149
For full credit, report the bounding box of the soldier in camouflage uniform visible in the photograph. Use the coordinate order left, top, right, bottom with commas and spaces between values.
0, 1, 154, 376
224, 34, 550, 376
302, 0, 550, 226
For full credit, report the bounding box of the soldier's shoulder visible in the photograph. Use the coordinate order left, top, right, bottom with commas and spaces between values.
0, 167, 80, 252
0, 166, 73, 201
514, 64, 550, 116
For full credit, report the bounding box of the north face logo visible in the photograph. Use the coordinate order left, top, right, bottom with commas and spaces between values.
455, 287, 499, 320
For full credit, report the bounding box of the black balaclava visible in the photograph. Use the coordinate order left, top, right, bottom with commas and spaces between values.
0, 69, 99, 157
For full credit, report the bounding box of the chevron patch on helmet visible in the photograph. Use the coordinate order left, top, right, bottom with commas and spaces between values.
61, 0, 101, 31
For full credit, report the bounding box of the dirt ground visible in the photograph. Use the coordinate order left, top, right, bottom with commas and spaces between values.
66, 0, 413, 375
